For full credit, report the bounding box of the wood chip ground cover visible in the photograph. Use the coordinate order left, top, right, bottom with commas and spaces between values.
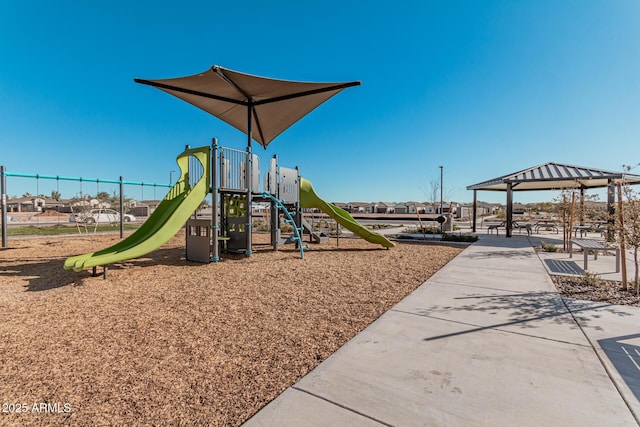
0, 234, 462, 426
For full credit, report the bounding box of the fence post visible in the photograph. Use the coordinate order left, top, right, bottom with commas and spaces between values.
1, 166, 7, 248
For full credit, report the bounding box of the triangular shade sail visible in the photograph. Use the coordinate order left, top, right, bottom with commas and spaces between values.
135, 66, 360, 148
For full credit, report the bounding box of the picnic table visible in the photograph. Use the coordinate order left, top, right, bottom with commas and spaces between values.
572, 225, 592, 238
569, 239, 620, 272
487, 221, 531, 235
534, 220, 559, 234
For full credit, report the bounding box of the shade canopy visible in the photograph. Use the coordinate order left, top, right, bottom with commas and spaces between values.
135, 66, 360, 149
467, 162, 640, 192
467, 162, 640, 237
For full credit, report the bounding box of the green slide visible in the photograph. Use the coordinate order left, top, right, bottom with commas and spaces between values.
300, 177, 395, 248
64, 146, 210, 272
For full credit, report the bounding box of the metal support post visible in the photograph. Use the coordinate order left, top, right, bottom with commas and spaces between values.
607, 179, 616, 242
439, 165, 444, 233
294, 167, 302, 249
271, 154, 279, 250
245, 104, 253, 256
1, 166, 7, 248
211, 139, 220, 262
579, 186, 585, 226
245, 148, 253, 255
472, 189, 477, 233
270, 198, 278, 250
119, 176, 124, 239
506, 183, 513, 238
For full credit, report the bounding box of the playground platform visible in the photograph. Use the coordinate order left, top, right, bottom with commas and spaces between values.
243, 234, 640, 426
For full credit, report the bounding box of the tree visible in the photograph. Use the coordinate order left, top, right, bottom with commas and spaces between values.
51, 190, 61, 201
96, 191, 111, 202
552, 190, 575, 251
420, 178, 440, 214
421, 177, 453, 214
618, 176, 640, 294
553, 189, 602, 250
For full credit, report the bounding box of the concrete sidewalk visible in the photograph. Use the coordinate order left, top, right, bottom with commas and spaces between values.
243, 235, 640, 426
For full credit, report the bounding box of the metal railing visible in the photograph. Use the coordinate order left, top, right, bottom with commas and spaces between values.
218, 147, 259, 191
219, 147, 246, 190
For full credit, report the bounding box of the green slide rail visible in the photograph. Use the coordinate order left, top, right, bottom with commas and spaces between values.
64, 146, 210, 272
299, 177, 395, 248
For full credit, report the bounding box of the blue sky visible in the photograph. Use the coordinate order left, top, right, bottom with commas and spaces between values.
1, 1, 638, 205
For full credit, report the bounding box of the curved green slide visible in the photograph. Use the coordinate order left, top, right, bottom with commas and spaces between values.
300, 178, 395, 248
64, 146, 210, 272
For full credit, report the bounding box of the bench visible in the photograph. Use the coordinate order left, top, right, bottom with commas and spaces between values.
487, 221, 505, 234
513, 222, 532, 235
569, 239, 620, 272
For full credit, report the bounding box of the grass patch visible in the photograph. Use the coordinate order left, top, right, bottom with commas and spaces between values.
7, 224, 140, 236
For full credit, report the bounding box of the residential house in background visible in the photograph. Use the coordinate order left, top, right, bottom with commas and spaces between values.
130, 200, 163, 217
367, 202, 395, 214
395, 202, 426, 214
333, 202, 349, 212
347, 202, 368, 213
456, 202, 502, 219
6, 196, 65, 213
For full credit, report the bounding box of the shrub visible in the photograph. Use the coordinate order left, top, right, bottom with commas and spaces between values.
580, 271, 602, 286
441, 234, 478, 243
402, 226, 440, 234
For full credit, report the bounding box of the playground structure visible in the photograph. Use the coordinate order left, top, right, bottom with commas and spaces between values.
60, 141, 393, 275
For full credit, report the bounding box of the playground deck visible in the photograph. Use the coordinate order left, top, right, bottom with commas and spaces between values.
0, 233, 461, 426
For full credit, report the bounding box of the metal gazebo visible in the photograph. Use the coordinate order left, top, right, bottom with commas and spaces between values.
467, 162, 640, 237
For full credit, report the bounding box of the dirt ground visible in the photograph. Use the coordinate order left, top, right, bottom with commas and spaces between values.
0, 233, 462, 426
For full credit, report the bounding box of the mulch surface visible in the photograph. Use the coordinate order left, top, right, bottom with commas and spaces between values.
0, 233, 462, 426
552, 275, 640, 307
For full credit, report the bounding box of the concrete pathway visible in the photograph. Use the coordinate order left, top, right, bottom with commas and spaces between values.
243, 234, 640, 426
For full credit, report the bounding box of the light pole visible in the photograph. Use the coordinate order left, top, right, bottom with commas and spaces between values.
169, 170, 176, 186
439, 165, 444, 233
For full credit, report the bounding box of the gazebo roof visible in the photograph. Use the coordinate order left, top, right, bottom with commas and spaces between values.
467, 162, 640, 192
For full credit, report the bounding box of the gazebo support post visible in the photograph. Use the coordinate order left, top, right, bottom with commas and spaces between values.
472, 189, 477, 232
579, 186, 585, 226
506, 183, 513, 238
607, 178, 616, 242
